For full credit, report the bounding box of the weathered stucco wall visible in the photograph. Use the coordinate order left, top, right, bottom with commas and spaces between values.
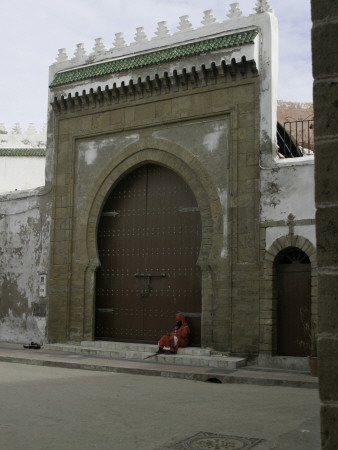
0, 123, 47, 194
0, 189, 51, 343
259, 155, 317, 357
261, 156, 316, 249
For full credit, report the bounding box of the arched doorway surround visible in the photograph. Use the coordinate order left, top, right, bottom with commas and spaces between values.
275, 247, 311, 356
77, 138, 224, 347
95, 163, 202, 344
260, 235, 317, 355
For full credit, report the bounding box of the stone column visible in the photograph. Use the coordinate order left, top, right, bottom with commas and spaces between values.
311, 1, 338, 448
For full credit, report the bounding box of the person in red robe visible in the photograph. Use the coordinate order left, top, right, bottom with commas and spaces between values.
157, 314, 190, 354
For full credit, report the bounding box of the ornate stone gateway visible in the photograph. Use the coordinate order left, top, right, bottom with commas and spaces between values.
46, 5, 282, 356
95, 164, 202, 344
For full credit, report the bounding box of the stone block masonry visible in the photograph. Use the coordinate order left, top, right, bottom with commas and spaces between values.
312, 0, 338, 447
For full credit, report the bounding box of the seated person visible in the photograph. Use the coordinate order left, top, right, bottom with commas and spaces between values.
158, 314, 190, 354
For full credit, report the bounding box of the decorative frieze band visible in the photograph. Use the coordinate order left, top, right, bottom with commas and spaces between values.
0, 149, 46, 157
50, 29, 258, 88
51, 57, 258, 115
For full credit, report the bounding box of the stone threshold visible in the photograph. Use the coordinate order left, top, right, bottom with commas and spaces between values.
43, 341, 246, 370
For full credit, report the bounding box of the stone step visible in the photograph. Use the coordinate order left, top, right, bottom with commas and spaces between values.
43, 342, 246, 369
80, 340, 212, 356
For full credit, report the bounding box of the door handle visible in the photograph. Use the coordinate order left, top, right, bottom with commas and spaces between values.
134, 273, 166, 297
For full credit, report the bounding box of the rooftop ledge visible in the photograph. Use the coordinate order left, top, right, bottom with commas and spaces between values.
49, 2, 276, 87
0, 149, 46, 157
50, 28, 259, 88
275, 155, 314, 166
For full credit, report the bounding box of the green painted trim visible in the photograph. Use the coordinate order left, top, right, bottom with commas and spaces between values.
50, 29, 258, 88
0, 149, 46, 156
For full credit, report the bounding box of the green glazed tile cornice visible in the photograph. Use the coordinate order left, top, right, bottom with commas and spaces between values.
50, 29, 258, 88
0, 149, 46, 157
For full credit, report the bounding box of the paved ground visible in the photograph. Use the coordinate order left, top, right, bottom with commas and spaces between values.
0, 343, 318, 389
0, 362, 320, 450
0, 343, 321, 449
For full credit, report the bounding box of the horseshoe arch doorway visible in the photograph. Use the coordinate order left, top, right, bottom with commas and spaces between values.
276, 247, 311, 356
95, 164, 202, 344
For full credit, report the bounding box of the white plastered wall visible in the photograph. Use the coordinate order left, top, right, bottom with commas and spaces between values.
0, 157, 46, 194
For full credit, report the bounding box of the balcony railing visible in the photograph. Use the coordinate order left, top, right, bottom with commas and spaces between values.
277, 120, 314, 158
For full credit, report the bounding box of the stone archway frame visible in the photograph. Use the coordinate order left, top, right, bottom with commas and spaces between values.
77, 137, 224, 343
260, 234, 317, 355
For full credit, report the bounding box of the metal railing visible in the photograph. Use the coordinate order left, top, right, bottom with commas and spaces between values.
277, 120, 314, 158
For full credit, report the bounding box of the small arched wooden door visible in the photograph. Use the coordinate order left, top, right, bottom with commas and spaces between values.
276, 247, 311, 356
95, 164, 202, 344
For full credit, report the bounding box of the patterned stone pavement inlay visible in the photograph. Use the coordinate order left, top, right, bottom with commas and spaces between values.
168, 431, 264, 449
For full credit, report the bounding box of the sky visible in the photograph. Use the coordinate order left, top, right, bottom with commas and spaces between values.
0, 0, 313, 133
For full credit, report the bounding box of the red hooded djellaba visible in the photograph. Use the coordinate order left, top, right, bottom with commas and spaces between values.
158, 314, 190, 354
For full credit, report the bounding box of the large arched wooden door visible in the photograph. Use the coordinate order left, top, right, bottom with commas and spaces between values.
95, 164, 202, 344
276, 247, 311, 356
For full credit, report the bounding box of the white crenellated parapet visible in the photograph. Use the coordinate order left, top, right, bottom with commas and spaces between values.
227, 3, 243, 19
56, 48, 68, 63
132, 27, 148, 44
92, 38, 106, 54
12, 123, 22, 134
25, 123, 38, 137
177, 15, 193, 32
113, 32, 127, 49
50, 2, 273, 70
201, 10, 216, 26
254, 0, 272, 13
0, 123, 47, 149
73, 43, 87, 61
154, 21, 170, 39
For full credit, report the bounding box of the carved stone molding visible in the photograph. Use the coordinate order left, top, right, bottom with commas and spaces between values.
51, 58, 258, 115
